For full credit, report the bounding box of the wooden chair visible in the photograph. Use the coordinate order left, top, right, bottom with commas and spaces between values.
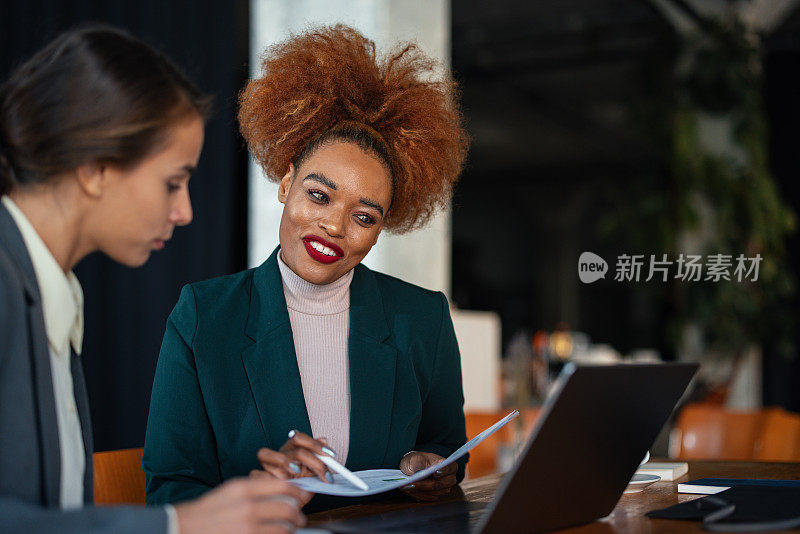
670, 404, 763, 460
464, 412, 511, 479
756, 407, 800, 461
93, 447, 146, 505
671, 403, 800, 461
464, 408, 540, 478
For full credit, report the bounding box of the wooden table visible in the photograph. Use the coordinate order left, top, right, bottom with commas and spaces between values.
308, 461, 800, 532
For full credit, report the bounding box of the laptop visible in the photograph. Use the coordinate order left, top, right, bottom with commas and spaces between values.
320, 362, 699, 533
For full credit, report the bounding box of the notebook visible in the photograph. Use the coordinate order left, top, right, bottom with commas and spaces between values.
678, 478, 800, 495
648, 485, 800, 529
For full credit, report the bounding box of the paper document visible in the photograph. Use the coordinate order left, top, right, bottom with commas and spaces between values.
289, 410, 519, 497
678, 478, 800, 495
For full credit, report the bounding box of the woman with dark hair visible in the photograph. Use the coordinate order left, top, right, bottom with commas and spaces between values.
144, 24, 470, 512
0, 25, 308, 533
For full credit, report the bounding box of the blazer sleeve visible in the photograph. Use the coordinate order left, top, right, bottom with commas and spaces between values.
143, 285, 222, 505
413, 292, 469, 482
0, 499, 167, 534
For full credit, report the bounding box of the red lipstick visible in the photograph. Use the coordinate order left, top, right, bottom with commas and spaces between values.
302, 235, 344, 264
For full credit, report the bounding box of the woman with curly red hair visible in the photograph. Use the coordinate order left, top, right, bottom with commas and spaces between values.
143, 25, 469, 512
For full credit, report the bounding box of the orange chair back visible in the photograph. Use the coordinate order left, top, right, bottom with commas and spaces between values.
672, 403, 800, 462
756, 408, 800, 461
465, 412, 511, 479
93, 447, 146, 505
464, 408, 540, 478
672, 404, 763, 460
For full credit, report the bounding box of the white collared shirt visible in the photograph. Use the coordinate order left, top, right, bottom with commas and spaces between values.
2, 196, 85, 509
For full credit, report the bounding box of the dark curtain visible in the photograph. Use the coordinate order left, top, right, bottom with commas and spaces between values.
0, 1, 250, 450
764, 25, 800, 413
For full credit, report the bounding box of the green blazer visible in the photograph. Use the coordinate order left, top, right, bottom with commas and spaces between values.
143, 248, 468, 510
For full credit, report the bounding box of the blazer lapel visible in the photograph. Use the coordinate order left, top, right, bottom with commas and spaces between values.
0, 204, 61, 507
345, 265, 397, 471
71, 350, 94, 504
241, 248, 312, 449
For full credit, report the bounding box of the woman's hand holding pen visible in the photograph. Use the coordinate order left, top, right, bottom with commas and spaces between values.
253, 430, 335, 489
398, 451, 458, 501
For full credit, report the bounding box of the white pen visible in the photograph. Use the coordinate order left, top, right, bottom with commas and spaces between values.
315, 453, 369, 491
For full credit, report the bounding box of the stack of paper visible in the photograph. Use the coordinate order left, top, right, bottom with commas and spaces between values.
635, 462, 688, 481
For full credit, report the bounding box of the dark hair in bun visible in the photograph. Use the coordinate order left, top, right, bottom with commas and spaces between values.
0, 24, 212, 196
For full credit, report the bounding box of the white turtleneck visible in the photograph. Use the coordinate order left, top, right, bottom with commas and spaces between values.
277, 250, 353, 463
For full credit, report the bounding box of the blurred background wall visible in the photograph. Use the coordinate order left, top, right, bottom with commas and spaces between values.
2, 0, 799, 451
449, 0, 800, 415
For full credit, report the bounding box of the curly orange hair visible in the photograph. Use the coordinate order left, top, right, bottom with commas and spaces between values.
238, 24, 468, 233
